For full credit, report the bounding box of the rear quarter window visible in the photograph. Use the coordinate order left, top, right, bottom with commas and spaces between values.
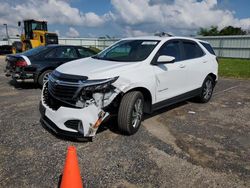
200, 42, 216, 55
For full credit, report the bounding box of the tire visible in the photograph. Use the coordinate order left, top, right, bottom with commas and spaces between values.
12, 41, 22, 53
25, 42, 32, 51
197, 75, 215, 103
118, 91, 144, 135
38, 70, 53, 86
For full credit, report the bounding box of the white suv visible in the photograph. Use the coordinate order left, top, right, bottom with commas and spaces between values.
40, 36, 218, 139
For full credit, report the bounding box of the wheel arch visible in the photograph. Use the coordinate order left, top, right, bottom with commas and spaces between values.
124, 87, 152, 114
35, 67, 55, 83
207, 73, 217, 83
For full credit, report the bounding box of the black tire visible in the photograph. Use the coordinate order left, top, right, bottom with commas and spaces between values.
118, 91, 144, 135
12, 41, 22, 53
197, 75, 215, 103
38, 70, 53, 86
25, 42, 32, 51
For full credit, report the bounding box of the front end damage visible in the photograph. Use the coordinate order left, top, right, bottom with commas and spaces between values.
40, 71, 121, 138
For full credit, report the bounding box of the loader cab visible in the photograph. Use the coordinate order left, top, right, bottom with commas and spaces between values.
23, 20, 48, 40
15, 19, 58, 52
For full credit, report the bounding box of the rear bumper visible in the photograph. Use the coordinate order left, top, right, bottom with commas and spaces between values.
5, 68, 34, 80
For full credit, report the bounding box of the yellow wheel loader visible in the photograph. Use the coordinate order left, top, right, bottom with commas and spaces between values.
12, 19, 58, 53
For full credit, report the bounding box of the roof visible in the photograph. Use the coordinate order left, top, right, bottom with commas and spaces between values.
121, 36, 204, 43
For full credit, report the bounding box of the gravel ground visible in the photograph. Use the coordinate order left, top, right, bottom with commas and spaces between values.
0, 56, 249, 188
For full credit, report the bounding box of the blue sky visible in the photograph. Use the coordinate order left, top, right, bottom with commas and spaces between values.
0, 0, 250, 38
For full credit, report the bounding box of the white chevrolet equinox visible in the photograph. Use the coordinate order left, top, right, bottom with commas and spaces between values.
40, 36, 218, 139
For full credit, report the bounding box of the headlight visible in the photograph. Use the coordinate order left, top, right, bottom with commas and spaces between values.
80, 76, 119, 93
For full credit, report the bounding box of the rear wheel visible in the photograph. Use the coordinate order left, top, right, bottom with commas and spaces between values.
197, 75, 215, 103
38, 70, 53, 86
118, 91, 144, 135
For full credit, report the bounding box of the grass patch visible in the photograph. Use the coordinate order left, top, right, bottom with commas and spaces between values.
218, 58, 250, 79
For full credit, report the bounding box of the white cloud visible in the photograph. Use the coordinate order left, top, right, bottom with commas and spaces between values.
66, 27, 79, 37
0, 0, 109, 27
124, 26, 151, 37
111, 0, 250, 34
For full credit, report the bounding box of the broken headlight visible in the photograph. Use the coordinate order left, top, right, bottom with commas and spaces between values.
82, 76, 118, 92
79, 76, 119, 99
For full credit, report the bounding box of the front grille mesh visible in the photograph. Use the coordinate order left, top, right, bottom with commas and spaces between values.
48, 80, 79, 104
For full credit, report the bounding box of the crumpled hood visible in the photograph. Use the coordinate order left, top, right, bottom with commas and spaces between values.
56, 57, 136, 79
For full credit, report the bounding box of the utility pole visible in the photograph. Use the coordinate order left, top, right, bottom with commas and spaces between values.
3, 23, 9, 45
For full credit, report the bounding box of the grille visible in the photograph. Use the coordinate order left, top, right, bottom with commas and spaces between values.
45, 33, 58, 45
48, 79, 79, 104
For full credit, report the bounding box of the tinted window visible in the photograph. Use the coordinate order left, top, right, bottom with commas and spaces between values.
200, 42, 215, 55
45, 47, 78, 58
77, 48, 95, 58
158, 41, 181, 61
182, 41, 204, 60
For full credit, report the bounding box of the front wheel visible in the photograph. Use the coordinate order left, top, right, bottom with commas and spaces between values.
197, 75, 215, 103
118, 91, 144, 135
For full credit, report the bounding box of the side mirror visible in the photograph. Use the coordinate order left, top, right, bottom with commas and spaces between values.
18, 21, 21, 27
157, 55, 175, 64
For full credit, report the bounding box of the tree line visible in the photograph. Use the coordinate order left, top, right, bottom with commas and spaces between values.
197, 26, 249, 36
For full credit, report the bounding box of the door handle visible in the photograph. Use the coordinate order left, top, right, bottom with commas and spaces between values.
179, 64, 186, 68
203, 61, 207, 63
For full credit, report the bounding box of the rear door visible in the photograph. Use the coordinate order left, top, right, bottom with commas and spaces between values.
153, 40, 188, 102
180, 40, 208, 91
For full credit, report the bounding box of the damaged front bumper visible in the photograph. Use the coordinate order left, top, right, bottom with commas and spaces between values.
40, 74, 120, 138
40, 100, 108, 138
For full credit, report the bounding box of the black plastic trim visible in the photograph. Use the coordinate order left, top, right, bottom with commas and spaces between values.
152, 88, 202, 111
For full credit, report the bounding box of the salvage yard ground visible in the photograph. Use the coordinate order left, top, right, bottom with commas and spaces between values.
0, 56, 249, 187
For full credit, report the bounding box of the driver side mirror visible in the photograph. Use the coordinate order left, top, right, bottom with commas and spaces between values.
157, 55, 175, 64
18, 21, 21, 27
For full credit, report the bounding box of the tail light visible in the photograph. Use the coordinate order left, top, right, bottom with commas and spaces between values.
16, 60, 28, 67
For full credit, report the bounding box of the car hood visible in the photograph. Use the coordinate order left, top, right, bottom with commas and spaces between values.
56, 57, 137, 79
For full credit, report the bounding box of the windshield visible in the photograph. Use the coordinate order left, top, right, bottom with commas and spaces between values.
20, 46, 49, 56
93, 40, 160, 62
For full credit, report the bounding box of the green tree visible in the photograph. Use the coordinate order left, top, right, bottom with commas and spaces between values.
219, 26, 246, 35
198, 26, 219, 36
197, 25, 247, 36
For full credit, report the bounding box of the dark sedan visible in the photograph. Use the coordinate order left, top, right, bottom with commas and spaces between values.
5, 45, 97, 86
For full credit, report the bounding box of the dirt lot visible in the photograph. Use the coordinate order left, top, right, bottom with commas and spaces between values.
0, 56, 249, 188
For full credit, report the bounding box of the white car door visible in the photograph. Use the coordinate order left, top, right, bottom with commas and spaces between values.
153, 40, 188, 102
180, 40, 209, 91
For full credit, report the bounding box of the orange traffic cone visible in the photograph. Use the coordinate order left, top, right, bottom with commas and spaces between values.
60, 146, 83, 188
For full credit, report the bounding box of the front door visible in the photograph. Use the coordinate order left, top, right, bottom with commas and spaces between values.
153, 40, 188, 102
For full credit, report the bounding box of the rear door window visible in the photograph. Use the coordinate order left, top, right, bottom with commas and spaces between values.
45, 47, 78, 59
182, 41, 204, 60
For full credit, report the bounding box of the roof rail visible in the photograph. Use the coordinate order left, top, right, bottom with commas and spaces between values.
154, 32, 173, 37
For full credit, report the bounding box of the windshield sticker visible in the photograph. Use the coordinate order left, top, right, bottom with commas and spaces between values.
141, 41, 158, 45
